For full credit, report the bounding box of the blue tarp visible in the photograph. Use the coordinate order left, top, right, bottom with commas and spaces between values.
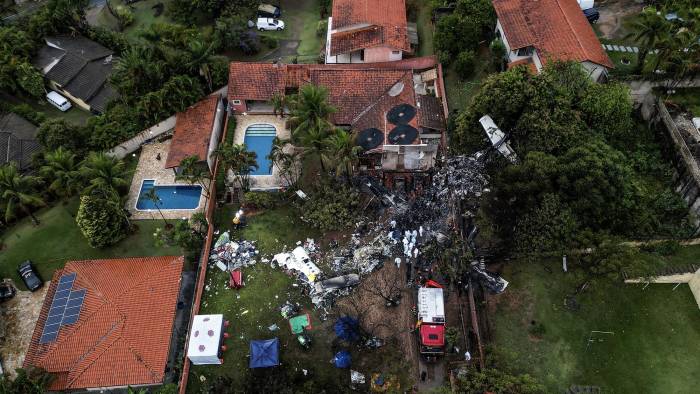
334, 316, 360, 342
249, 338, 280, 368
333, 350, 351, 368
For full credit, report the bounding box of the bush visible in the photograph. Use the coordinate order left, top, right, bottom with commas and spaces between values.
243, 191, 278, 210
9, 104, 46, 126
37, 118, 87, 152
489, 38, 506, 71
301, 180, 360, 231
260, 35, 277, 49
87, 27, 130, 54
316, 20, 328, 37
641, 240, 681, 256
76, 195, 129, 248
455, 50, 476, 79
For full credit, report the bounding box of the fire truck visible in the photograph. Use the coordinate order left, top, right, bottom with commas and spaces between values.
417, 283, 445, 359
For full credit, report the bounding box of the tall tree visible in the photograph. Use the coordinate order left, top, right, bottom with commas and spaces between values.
40, 147, 81, 198
323, 129, 362, 180
175, 155, 211, 196
142, 187, 168, 225
211, 143, 258, 191
185, 38, 218, 92
299, 124, 332, 173
289, 84, 336, 142
0, 164, 45, 225
80, 152, 130, 199
627, 7, 670, 73
268, 137, 301, 187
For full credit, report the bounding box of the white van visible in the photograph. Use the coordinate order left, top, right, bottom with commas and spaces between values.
256, 17, 285, 31
46, 91, 72, 112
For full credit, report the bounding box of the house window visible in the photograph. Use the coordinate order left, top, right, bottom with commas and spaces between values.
517, 47, 533, 57
232, 100, 242, 105
392, 50, 400, 55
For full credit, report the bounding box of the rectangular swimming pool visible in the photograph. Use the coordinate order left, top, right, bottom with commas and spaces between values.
244, 124, 276, 175
136, 180, 202, 210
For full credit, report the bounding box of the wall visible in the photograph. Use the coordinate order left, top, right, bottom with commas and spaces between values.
581, 61, 608, 82
106, 115, 177, 159
689, 271, 700, 309
364, 46, 402, 63
206, 98, 226, 172
228, 99, 247, 114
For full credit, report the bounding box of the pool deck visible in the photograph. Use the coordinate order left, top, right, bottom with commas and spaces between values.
232, 115, 296, 190
126, 140, 209, 220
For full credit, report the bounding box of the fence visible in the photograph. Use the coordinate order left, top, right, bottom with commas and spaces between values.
106, 115, 176, 159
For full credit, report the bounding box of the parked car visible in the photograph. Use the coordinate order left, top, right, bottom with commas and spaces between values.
584, 7, 600, 23
17, 261, 43, 292
46, 91, 72, 112
257, 3, 281, 18
257, 17, 285, 31
0, 281, 16, 302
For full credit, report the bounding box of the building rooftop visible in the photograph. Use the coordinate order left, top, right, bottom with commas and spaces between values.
165, 96, 220, 169
330, 0, 411, 56
493, 0, 613, 68
0, 113, 41, 171
23, 256, 184, 391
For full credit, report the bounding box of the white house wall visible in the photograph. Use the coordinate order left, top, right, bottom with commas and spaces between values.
207, 98, 225, 172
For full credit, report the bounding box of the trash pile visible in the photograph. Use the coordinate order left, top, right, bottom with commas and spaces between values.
210, 231, 260, 271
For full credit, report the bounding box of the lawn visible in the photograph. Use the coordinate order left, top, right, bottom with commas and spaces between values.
415, 0, 434, 58
490, 254, 700, 393
0, 94, 92, 126
258, 0, 323, 63
443, 48, 491, 112
117, 0, 176, 41
188, 204, 413, 392
663, 88, 700, 116
0, 198, 180, 290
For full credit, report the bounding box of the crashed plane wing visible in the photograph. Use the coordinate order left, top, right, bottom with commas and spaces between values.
479, 115, 518, 164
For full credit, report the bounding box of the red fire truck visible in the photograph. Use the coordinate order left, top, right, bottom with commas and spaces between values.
417, 282, 445, 359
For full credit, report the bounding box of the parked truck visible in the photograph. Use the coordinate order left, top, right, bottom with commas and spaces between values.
417, 285, 445, 360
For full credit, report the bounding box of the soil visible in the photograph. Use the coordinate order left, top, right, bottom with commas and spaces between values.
0, 280, 48, 378
596, 0, 645, 39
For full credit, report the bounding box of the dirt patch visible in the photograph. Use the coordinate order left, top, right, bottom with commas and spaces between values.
597, 0, 644, 39
0, 281, 48, 378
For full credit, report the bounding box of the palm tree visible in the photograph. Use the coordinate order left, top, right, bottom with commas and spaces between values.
212, 143, 259, 191
626, 8, 670, 73
267, 137, 301, 187
271, 93, 286, 117
185, 38, 218, 92
80, 152, 130, 199
142, 187, 168, 225
289, 84, 336, 140
324, 129, 362, 180
40, 148, 81, 198
299, 125, 333, 173
176, 155, 211, 197
0, 164, 45, 225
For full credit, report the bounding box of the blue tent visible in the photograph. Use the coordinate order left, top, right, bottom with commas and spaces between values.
333, 350, 351, 368
334, 316, 360, 342
249, 338, 280, 368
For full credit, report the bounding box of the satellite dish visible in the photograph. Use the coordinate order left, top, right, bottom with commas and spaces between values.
388, 82, 405, 97
387, 104, 416, 125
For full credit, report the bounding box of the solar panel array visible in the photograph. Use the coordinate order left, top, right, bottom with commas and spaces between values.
40, 272, 86, 343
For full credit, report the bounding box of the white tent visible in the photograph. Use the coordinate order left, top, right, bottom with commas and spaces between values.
187, 314, 224, 365
272, 246, 320, 282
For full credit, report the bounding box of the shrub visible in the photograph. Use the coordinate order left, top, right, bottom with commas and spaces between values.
76, 195, 129, 248
641, 240, 681, 256
489, 38, 506, 71
9, 104, 46, 126
455, 50, 476, 79
243, 191, 277, 209
301, 180, 360, 231
260, 35, 277, 49
316, 20, 328, 37
37, 118, 87, 152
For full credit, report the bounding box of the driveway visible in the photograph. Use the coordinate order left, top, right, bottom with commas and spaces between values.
260, 0, 322, 62
596, 0, 644, 40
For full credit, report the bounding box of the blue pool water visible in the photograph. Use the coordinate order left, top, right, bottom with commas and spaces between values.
244, 124, 276, 175
136, 180, 202, 210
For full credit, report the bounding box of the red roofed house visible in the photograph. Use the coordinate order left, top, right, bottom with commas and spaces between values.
228, 57, 448, 192
493, 0, 613, 81
325, 0, 412, 64
24, 256, 184, 391
165, 94, 226, 174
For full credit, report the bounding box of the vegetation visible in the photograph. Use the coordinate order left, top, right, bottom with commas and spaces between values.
154, 213, 208, 261
452, 63, 690, 261
0, 367, 53, 394
433, 0, 495, 63
243, 191, 278, 210
175, 155, 212, 196
75, 194, 130, 248
452, 368, 544, 394
300, 178, 360, 231
211, 143, 258, 191
0, 164, 45, 226
40, 148, 82, 198
267, 137, 302, 188
455, 50, 476, 79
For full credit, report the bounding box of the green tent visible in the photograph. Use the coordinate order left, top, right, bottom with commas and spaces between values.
289, 313, 312, 334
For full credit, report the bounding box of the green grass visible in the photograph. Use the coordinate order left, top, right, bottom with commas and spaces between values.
112, 0, 175, 41
189, 204, 412, 392
0, 94, 92, 126
257, 0, 323, 63
491, 257, 700, 393
443, 49, 491, 111
415, 0, 434, 57
663, 88, 700, 116
0, 198, 180, 290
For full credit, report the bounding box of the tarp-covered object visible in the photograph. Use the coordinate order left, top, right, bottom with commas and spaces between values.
334, 316, 360, 342
249, 338, 280, 368
187, 314, 224, 365
333, 350, 351, 368
289, 313, 312, 334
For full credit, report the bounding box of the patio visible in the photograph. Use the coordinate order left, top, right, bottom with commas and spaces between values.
232, 115, 295, 190
126, 141, 208, 220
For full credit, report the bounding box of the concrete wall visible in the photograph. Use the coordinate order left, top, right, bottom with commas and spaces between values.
689, 272, 700, 309
107, 115, 177, 159
365, 46, 402, 63
206, 98, 226, 172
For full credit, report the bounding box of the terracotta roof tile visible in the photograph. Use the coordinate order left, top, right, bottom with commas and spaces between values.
228, 62, 285, 101
493, 0, 613, 68
330, 0, 411, 55
24, 256, 184, 391
165, 96, 219, 169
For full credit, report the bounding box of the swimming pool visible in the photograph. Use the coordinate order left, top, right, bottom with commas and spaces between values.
244, 124, 276, 175
136, 180, 202, 210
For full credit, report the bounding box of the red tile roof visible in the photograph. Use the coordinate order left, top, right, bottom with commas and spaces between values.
493, 0, 613, 68
330, 0, 411, 55
24, 256, 184, 391
165, 95, 219, 169
507, 57, 538, 74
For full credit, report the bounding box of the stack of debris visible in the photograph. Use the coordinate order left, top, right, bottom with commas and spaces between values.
210, 232, 260, 271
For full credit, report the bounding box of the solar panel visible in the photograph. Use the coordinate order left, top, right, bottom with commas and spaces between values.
40, 273, 86, 343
